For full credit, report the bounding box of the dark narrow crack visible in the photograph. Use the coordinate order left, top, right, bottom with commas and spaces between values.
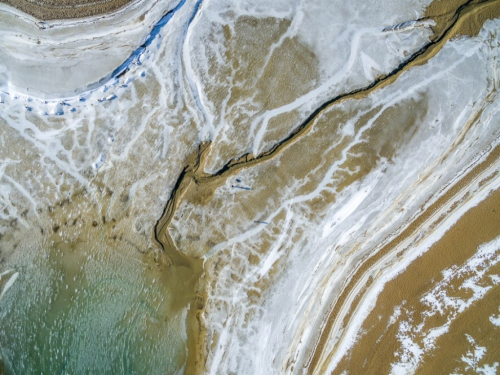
154, 0, 494, 259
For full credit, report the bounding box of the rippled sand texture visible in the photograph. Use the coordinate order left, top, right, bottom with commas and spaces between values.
1, 0, 500, 374
0, 0, 132, 20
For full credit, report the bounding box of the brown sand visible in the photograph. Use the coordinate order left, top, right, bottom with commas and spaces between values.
0, 0, 133, 20
416, 264, 500, 374
307, 138, 500, 375
424, 0, 500, 38
201, 16, 319, 172
331, 187, 500, 374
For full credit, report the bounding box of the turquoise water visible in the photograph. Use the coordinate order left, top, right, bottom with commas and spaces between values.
0, 240, 187, 375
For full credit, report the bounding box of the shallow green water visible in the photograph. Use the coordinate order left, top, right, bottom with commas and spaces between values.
0, 240, 187, 375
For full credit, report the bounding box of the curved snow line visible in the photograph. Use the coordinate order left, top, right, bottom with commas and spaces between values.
0, 0, 190, 105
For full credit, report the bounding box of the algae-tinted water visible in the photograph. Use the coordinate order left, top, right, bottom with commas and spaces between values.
0, 239, 187, 375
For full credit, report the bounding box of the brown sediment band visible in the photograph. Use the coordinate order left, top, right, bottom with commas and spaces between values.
330, 186, 500, 375
0, 0, 133, 20
153, 141, 210, 375
424, 0, 500, 37
307, 142, 500, 375
150, 0, 500, 373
